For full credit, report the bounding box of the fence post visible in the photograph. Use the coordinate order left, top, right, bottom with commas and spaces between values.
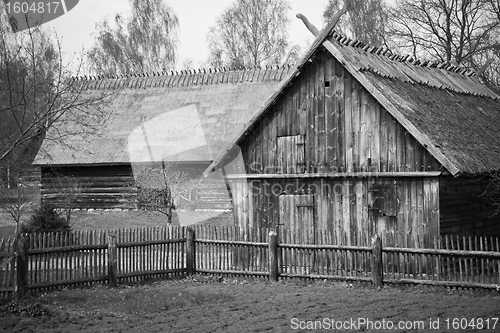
107, 232, 118, 287
186, 227, 195, 276
16, 236, 29, 299
371, 234, 383, 289
269, 230, 278, 282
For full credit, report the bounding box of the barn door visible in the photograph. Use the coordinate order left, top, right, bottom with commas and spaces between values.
279, 194, 315, 242
369, 181, 398, 246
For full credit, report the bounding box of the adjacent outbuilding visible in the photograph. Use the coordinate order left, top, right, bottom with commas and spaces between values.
33, 67, 293, 211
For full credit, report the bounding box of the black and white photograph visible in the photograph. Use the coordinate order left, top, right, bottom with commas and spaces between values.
1, 0, 500, 332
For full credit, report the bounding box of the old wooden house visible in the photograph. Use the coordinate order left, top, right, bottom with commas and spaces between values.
33, 67, 293, 210
206, 23, 500, 247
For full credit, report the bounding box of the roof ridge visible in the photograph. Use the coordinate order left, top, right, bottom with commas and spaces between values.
71, 64, 295, 82
329, 30, 476, 77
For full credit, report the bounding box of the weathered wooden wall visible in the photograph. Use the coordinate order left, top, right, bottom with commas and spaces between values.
229, 177, 440, 248
239, 50, 442, 175
41, 164, 232, 210
440, 176, 500, 236
41, 165, 137, 209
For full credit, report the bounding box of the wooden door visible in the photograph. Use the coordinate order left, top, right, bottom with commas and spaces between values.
279, 194, 315, 242
368, 181, 398, 246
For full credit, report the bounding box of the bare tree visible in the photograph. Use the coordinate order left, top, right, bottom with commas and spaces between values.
0, 13, 113, 167
50, 174, 89, 226
323, 0, 388, 46
386, 0, 500, 90
206, 0, 292, 68
135, 163, 203, 224
281, 44, 303, 66
0, 8, 114, 237
87, 0, 179, 76
0, 179, 34, 237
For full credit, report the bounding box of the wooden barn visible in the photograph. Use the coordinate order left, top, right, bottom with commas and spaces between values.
206, 21, 500, 248
33, 67, 293, 210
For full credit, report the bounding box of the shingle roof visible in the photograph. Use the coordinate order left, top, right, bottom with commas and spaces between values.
34, 66, 294, 166
328, 31, 497, 99
207, 26, 500, 176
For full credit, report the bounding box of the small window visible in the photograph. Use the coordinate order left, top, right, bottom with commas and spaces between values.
276, 135, 306, 174
370, 182, 398, 217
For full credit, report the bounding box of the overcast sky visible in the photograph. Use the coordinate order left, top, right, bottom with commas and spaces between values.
43, 0, 330, 71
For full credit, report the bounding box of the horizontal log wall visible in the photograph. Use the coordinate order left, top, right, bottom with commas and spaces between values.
239, 49, 441, 175
196, 178, 232, 210
41, 164, 232, 210
440, 175, 500, 236
41, 165, 137, 209
230, 177, 439, 248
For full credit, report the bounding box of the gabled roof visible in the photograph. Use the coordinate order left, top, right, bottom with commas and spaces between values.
206, 21, 500, 176
34, 66, 294, 166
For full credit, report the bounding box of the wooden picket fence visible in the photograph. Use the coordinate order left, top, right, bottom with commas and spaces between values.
1, 226, 500, 300
0, 238, 16, 300
0, 227, 186, 300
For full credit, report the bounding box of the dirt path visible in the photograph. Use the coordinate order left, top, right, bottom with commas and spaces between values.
1, 278, 499, 333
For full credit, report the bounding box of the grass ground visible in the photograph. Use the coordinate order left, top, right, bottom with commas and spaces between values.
1, 277, 499, 332
0, 210, 234, 239
0, 183, 234, 239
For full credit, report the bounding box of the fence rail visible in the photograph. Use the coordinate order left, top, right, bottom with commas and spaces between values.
1, 226, 500, 300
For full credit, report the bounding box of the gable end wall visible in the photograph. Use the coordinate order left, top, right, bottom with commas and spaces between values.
240, 49, 442, 175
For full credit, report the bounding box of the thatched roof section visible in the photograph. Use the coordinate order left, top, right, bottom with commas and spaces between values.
34, 67, 293, 166
207, 29, 500, 176
365, 73, 500, 174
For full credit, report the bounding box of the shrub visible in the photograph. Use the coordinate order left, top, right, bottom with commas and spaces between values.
21, 203, 71, 234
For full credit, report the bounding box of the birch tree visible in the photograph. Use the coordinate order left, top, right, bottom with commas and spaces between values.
206, 0, 293, 68
87, 0, 179, 76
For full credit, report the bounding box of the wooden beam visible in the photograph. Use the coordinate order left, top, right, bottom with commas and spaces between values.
296, 4, 347, 38
296, 13, 320, 36
226, 171, 442, 179
474, 58, 494, 78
